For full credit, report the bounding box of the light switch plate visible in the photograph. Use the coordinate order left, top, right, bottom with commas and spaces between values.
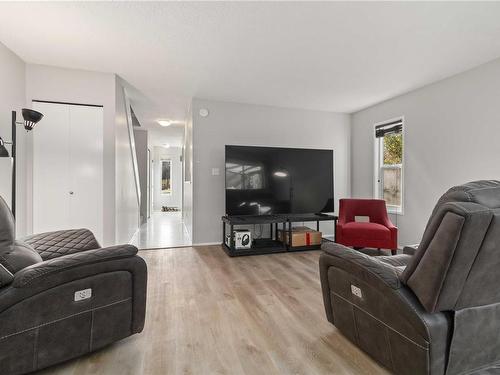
74, 288, 92, 302
212, 168, 220, 176
351, 285, 363, 299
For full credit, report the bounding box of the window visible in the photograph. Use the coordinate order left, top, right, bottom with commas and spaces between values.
375, 118, 404, 214
161, 160, 172, 194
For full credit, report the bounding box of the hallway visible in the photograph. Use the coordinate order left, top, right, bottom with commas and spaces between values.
131, 211, 191, 249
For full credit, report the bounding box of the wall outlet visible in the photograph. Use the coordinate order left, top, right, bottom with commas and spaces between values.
351, 285, 363, 299
212, 168, 220, 176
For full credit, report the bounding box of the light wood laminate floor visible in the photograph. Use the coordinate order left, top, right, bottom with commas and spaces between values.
131, 212, 191, 250
36, 246, 388, 375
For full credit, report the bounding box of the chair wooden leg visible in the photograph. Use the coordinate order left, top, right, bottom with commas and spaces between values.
391, 249, 397, 256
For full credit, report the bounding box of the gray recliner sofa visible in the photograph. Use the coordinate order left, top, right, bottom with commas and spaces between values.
0, 196, 147, 375
320, 180, 500, 375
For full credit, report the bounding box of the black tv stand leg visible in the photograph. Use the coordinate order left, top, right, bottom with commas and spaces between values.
288, 221, 292, 249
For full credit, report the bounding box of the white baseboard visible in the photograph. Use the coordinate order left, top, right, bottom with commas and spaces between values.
192, 241, 221, 247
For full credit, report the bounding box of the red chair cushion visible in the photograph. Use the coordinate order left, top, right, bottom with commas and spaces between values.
342, 222, 391, 241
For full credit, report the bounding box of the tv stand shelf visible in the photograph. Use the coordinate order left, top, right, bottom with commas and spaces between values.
222, 213, 338, 257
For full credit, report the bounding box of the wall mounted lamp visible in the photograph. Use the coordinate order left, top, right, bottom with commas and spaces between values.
0, 109, 44, 217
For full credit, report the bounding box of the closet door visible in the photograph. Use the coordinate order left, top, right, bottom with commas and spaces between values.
68, 105, 103, 242
33, 102, 103, 243
33, 102, 71, 234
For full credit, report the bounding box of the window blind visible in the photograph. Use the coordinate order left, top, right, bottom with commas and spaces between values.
375, 119, 403, 138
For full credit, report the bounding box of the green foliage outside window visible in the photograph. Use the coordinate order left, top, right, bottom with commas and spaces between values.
383, 133, 403, 165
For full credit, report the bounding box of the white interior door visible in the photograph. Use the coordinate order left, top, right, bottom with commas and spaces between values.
33, 102, 103, 243
33, 102, 71, 233
68, 105, 103, 242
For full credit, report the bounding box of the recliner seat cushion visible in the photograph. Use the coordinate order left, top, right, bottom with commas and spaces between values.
342, 222, 390, 240
378, 254, 413, 268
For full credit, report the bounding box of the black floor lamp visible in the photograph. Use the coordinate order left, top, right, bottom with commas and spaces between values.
0, 109, 44, 218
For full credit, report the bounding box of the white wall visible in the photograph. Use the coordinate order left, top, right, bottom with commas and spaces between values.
152, 146, 183, 211
25, 64, 117, 245
191, 98, 351, 244
115, 77, 140, 243
351, 57, 500, 246
0, 42, 27, 236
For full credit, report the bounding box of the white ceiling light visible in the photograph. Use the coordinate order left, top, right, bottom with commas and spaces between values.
158, 120, 171, 127
163, 143, 170, 148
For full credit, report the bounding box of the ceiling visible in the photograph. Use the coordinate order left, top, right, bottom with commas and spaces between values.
147, 127, 185, 149
1, 2, 500, 131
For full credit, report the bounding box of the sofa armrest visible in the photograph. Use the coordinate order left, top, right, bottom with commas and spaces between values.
403, 244, 419, 255
321, 242, 402, 290
383, 219, 397, 231
12, 244, 137, 288
377, 210, 398, 236
21, 228, 100, 260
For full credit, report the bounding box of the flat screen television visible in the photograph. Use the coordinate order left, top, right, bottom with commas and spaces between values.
225, 145, 334, 216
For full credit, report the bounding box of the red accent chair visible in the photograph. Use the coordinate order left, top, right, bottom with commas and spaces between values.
336, 198, 398, 255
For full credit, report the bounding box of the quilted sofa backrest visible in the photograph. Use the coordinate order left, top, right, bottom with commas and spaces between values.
402, 180, 500, 313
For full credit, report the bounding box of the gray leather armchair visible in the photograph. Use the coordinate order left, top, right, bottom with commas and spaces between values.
0, 196, 147, 375
320, 180, 500, 375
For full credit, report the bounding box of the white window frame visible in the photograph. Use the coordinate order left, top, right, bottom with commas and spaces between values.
373, 116, 405, 215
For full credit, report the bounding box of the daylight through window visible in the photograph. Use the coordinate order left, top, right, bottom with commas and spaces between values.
375, 118, 403, 213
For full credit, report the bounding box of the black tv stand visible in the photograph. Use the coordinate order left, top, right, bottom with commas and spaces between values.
315, 212, 331, 217
222, 213, 338, 257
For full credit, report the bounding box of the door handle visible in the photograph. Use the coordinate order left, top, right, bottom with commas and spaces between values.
69, 191, 74, 195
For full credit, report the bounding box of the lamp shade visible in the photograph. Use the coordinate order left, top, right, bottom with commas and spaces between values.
22, 108, 43, 131
0, 138, 9, 157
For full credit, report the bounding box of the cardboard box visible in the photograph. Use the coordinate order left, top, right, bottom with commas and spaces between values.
278, 226, 322, 247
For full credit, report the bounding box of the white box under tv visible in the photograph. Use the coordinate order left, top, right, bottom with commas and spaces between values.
233, 229, 252, 249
